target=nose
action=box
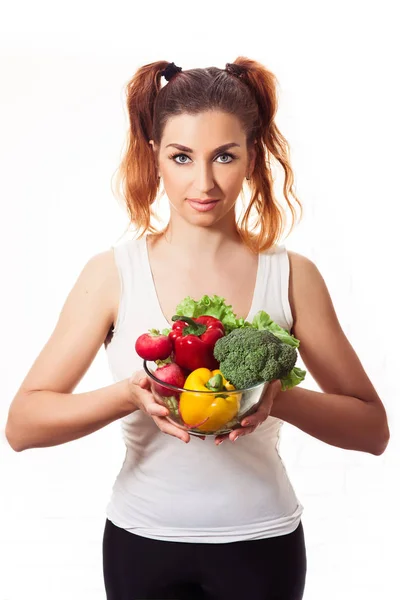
[193,161,216,194]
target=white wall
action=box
[1,1,399,599]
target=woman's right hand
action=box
[128,370,191,443]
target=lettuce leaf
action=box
[175,294,252,334]
[251,310,300,347]
[280,366,307,390]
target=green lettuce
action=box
[280,366,307,391]
[175,294,252,334]
[251,310,299,347]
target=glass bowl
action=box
[143,360,269,436]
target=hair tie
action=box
[161,62,182,81]
[225,63,247,79]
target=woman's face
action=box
[149,111,255,227]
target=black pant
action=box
[103,518,307,600]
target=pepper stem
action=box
[171,315,207,337]
[205,373,224,392]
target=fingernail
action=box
[232,435,239,442]
[216,440,224,445]
[242,420,250,427]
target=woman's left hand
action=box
[214,380,282,445]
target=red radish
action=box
[135,329,172,361]
[153,363,186,398]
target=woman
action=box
[6,57,390,600]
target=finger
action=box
[241,404,271,427]
[241,409,270,428]
[146,401,170,418]
[241,416,259,428]
[215,433,230,445]
[129,370,146,384]
[240,383,278,428]
[138,376,151,389]
[215,419,259,444]
[153,415,190,443]
[242,402,265,426]
[229,425,258,441]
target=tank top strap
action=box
[250,244,294,333]
[110,237,144,336]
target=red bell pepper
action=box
[169,315,225,371]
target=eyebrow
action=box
[165,142,241,153]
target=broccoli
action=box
[213,327,298,389]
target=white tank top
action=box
[105,235,304,542]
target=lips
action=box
[187,199,220,212]
[187,198,220,204]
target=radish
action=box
[135,329,172,361]
[153,363,186,398]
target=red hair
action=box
[112,56,303,253]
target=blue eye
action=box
[169,152,236,165]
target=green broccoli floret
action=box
[213,327,298,389]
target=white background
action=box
[1,1,399,598]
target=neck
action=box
[156,212,243,263]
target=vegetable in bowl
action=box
[135,294,307,435]
[178,368,241,432]
[143,360,268,436]
[213,328,298,390]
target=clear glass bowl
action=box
[143,360,269,436]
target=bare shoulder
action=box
[84,248,118,283]
[82,248,120,327]
[286,250,317,324]
[286,248,343,351]
[286,249,383,405]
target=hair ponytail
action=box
[112,61,168,238]
[230,57,302,252]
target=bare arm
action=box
[269,252,390,455]
[5,250,135,452]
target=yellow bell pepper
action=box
[179,368,241,432]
